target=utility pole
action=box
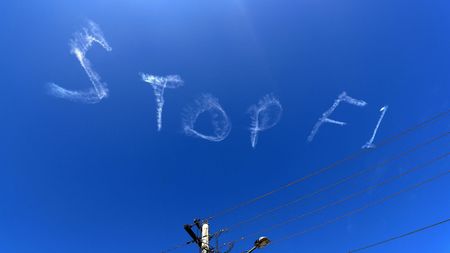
[201,221,209,253]
[184,220,210,253]
[182,219,269,253]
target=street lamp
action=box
[244,237,271,253]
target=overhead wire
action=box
[221,131,449,233]
[203,109,450,222]
[348,217,450,252]
[161,241,195,253]
[161,109,450,253]
[223,152,449,246]
[272,166,450,246]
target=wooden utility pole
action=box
[184,220,210,253]
[201,222,209,253]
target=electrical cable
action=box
[348,217,450,252]
[222,132,449,233]
[224,152,449,244]
[271,167,450,246]
[203,109,450,222]
[161,109,450,253]
[161,241,194,253]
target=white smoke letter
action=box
[248,94,283,148]
[182,94,231,142]
[307,91,367,142]
[48,20,112,103]
[141,74,184,131]
[362,105,389,149]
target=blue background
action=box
[1,0,449,252]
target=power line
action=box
[161,109,450,253]
[203,109,450,222]
[221,132,449,233]
[348,217,450,253]
[272,167,450,245]
[223,152,449,245]
[161,241,195,253]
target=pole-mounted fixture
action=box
[184,220,211,253]
[245,237,271,253]
[183,224,201,247]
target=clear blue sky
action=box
[1,0,449,253]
